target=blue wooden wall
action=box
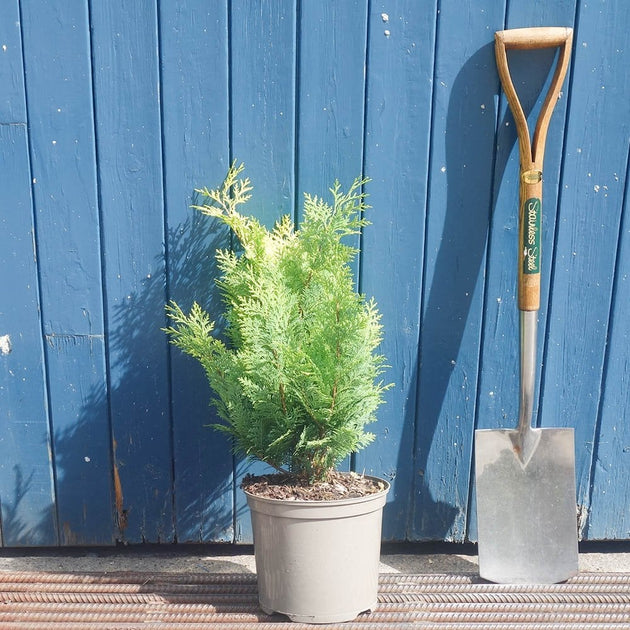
[1,0,628,546]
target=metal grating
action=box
[0,571,629,628]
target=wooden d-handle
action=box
[496,26,572,50]
[495,27,573,311]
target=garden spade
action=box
[475,27,578,584]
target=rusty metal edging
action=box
[0,571,628,628]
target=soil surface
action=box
[242,470,387,501]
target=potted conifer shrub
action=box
[165,163,391,623]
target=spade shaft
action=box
[514,310,539,466]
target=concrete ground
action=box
[0,541,628,575]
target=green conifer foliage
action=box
[165,163,391,483]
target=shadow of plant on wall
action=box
[0,466,39,545]
[47,206,244,545]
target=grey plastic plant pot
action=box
[244,477,389,624]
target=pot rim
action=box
[242,474,390,508]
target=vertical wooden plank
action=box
[357,1,436,541]
[0,1,26,123]
[20,0,114,545]
[539,0,630,537]
[0,124,57,546]
[0,1,57,547]
[295,1,367,485]
[160,0,234,542]
[229,0,297,541]
[412,0,504,541]
[470,1,577,542]
[91,0,173,543]
[296,0,368,200]
[587,150,630,539]
[230,0,296,227]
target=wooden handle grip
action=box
[495,27,572,50]
[495,27,573,311]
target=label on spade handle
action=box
[522,197,541,275]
